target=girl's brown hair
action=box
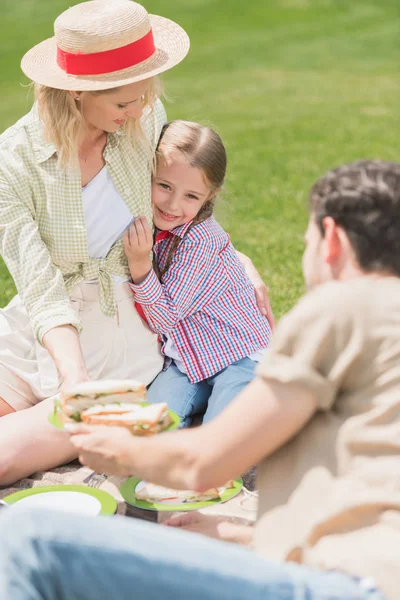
[154,120,227,279]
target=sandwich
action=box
[57,379,172,435]
[81,402,172,435]
[135,480,236,503]
[59,379,147,423]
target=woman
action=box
[0,0,273,484]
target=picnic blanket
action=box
[0,460,257,525]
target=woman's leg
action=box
[147,363,210,427]
[0,507,382,600]
[203,357,257,424]
[0,397,15,417]
[0,364,40,416]
[0,397,78,485]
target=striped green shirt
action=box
[0,100,166,343]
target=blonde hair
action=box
[155,120,227,279]
[35,77,163,169]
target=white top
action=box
[82,166,133,282]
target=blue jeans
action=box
[147,356,257,427]
[0,508,385,600]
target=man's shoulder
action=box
[284,277,400,332]
[305,276,400,308]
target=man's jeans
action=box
[0,507,385,600]
[147,357,257,427]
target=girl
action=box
[124,121,272,426]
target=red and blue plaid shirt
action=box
[129,217,272,383]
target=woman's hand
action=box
[60,372,91,393]
[67,424,137,477]
[43,325,91,389]
[164,512,254,546]
[235,251,275,330]
[123,216,153,284]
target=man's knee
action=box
[0,507,48,571]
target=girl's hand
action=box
[123,216,153,284]
[67,424,137,477]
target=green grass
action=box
[1,0,399,317]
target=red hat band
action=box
[56,29,156,76]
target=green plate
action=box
[2,485,117,516]
[120,477,243,512]
[48,402,180,432]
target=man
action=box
[1,160,399,600]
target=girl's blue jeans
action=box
[147,356,257,427]
[0,507,385,600]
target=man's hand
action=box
[123,216,153,284]
[165,512,254,546]
[67,424,137,477]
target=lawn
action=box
[1,0,399,319]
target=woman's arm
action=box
[235,250,275,330]
[42,325,90,388]
[0,178,82,345]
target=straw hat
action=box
[21,0,190,91]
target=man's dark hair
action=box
[310,160,400,276]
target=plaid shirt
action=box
[0,100,166,343]
[130,217,272,383]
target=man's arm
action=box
[68,377,317,491]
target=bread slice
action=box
[62,379,147,400]
[136,480,236,503]
[81,403,172,435]
[60,379,147,421]
[80,403,141,417]
[136,483,221,503]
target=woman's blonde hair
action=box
[154,120,227,279]
[35,77,163,169]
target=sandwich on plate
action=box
[135,481,236,503]
[57,379,172,435]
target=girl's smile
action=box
[152,153,211,231]
[155,206,182,223]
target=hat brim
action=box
[20,15,189,91]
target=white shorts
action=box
[0,282,163,411]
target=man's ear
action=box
[321,216,341,264]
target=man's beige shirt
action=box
[0,101,166,343]
[255,277,400,600]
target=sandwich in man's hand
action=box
[135,481,236,503]
[58,379,172,435]
[81,402,172,435]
